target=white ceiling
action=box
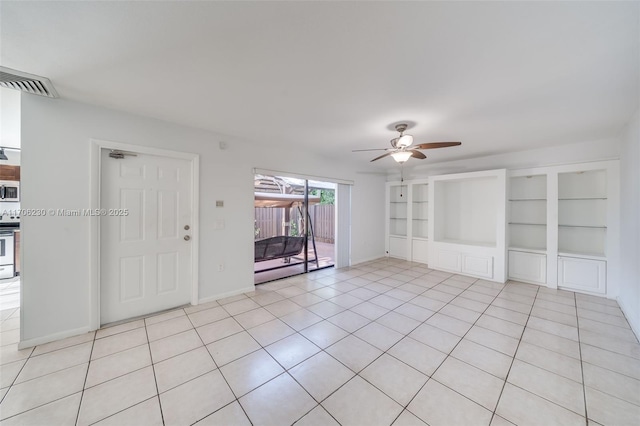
[1,1,638,170]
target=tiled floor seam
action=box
[486,284,538,426]
[143,322,166,426]
[6,263,638,426]
[0,391,82,423]
[580,350,640,381]
[387,277,515,425]
[230,271,448,421]
[184,309,255,425]
[74,331,97,425]
[0,349,32,404]
[84,396,158,426]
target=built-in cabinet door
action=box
[508,250,546,285]
[412,239,428,264]
[434,250,462,272]
[558,256,606,294]
[389,236,407,259]
[462,254,493,279]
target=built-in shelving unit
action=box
[507,174,547,285]
[388,184,407,237]
[556,168,612,294]
[385,180,430,262]
[506,161,619,296]
[384,161,619,299]
[429,169,507,282]
[409,181,429,263]
[386,182,408,259]
[411,182,429,240]
[557,169,607,258]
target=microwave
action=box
[0,181,19,201]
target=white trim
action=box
[18,326,93,350]
[90,138,200,329]
[335,184,352,268]
[253,168,354,186]
[197,286,256,305]
[617,295,640,342]
[350,255,387,266]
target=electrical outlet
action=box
[217,264,224,272]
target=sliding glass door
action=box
[254,174,336,284]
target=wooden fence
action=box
[255,205,335,243]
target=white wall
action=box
[20,96,385,345]
[618,109,640,337]
[389,138,620,181]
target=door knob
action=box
[184,235,191,241]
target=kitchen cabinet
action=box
[0,165,20,181]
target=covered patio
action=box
[254,181,335,285]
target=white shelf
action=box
[436,238,497,248]
[558,252,606,261]
[509,173,547,252]
[509,246,547,255]
[559,197,607,201]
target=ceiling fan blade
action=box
[352,148,391,152]
[413,142,462,150]
[370,152,394,162]
[410,150,426,159]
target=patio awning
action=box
[254,192,321,208]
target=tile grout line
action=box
[576,292,590,426]
[73,330,97,426]
[197,264,446,423]
[486,283,539,426]
[3,260,637,425]
[398,278,515,425]
[143,313,167,426]
[185,305,256,426]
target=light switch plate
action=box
[216,200,224,207]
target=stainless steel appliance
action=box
[0,213,19,279]
[0,181,19,201]
[0,230,14,279]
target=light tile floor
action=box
[1,258,639,425]
[0,278,20,311]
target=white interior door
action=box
[100,149,193,324]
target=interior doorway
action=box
[98,145,197,325]
[254,174,336,284]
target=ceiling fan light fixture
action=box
[397,134,413,147]
[391,151,412,163]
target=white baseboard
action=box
[197,285,256,305]
[350,255,386,266]
[617,295,640,342]
[17,286,255,349]
[18,325,93,350]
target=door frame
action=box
[90,139,200,330]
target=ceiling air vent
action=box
[0,66,58,98]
